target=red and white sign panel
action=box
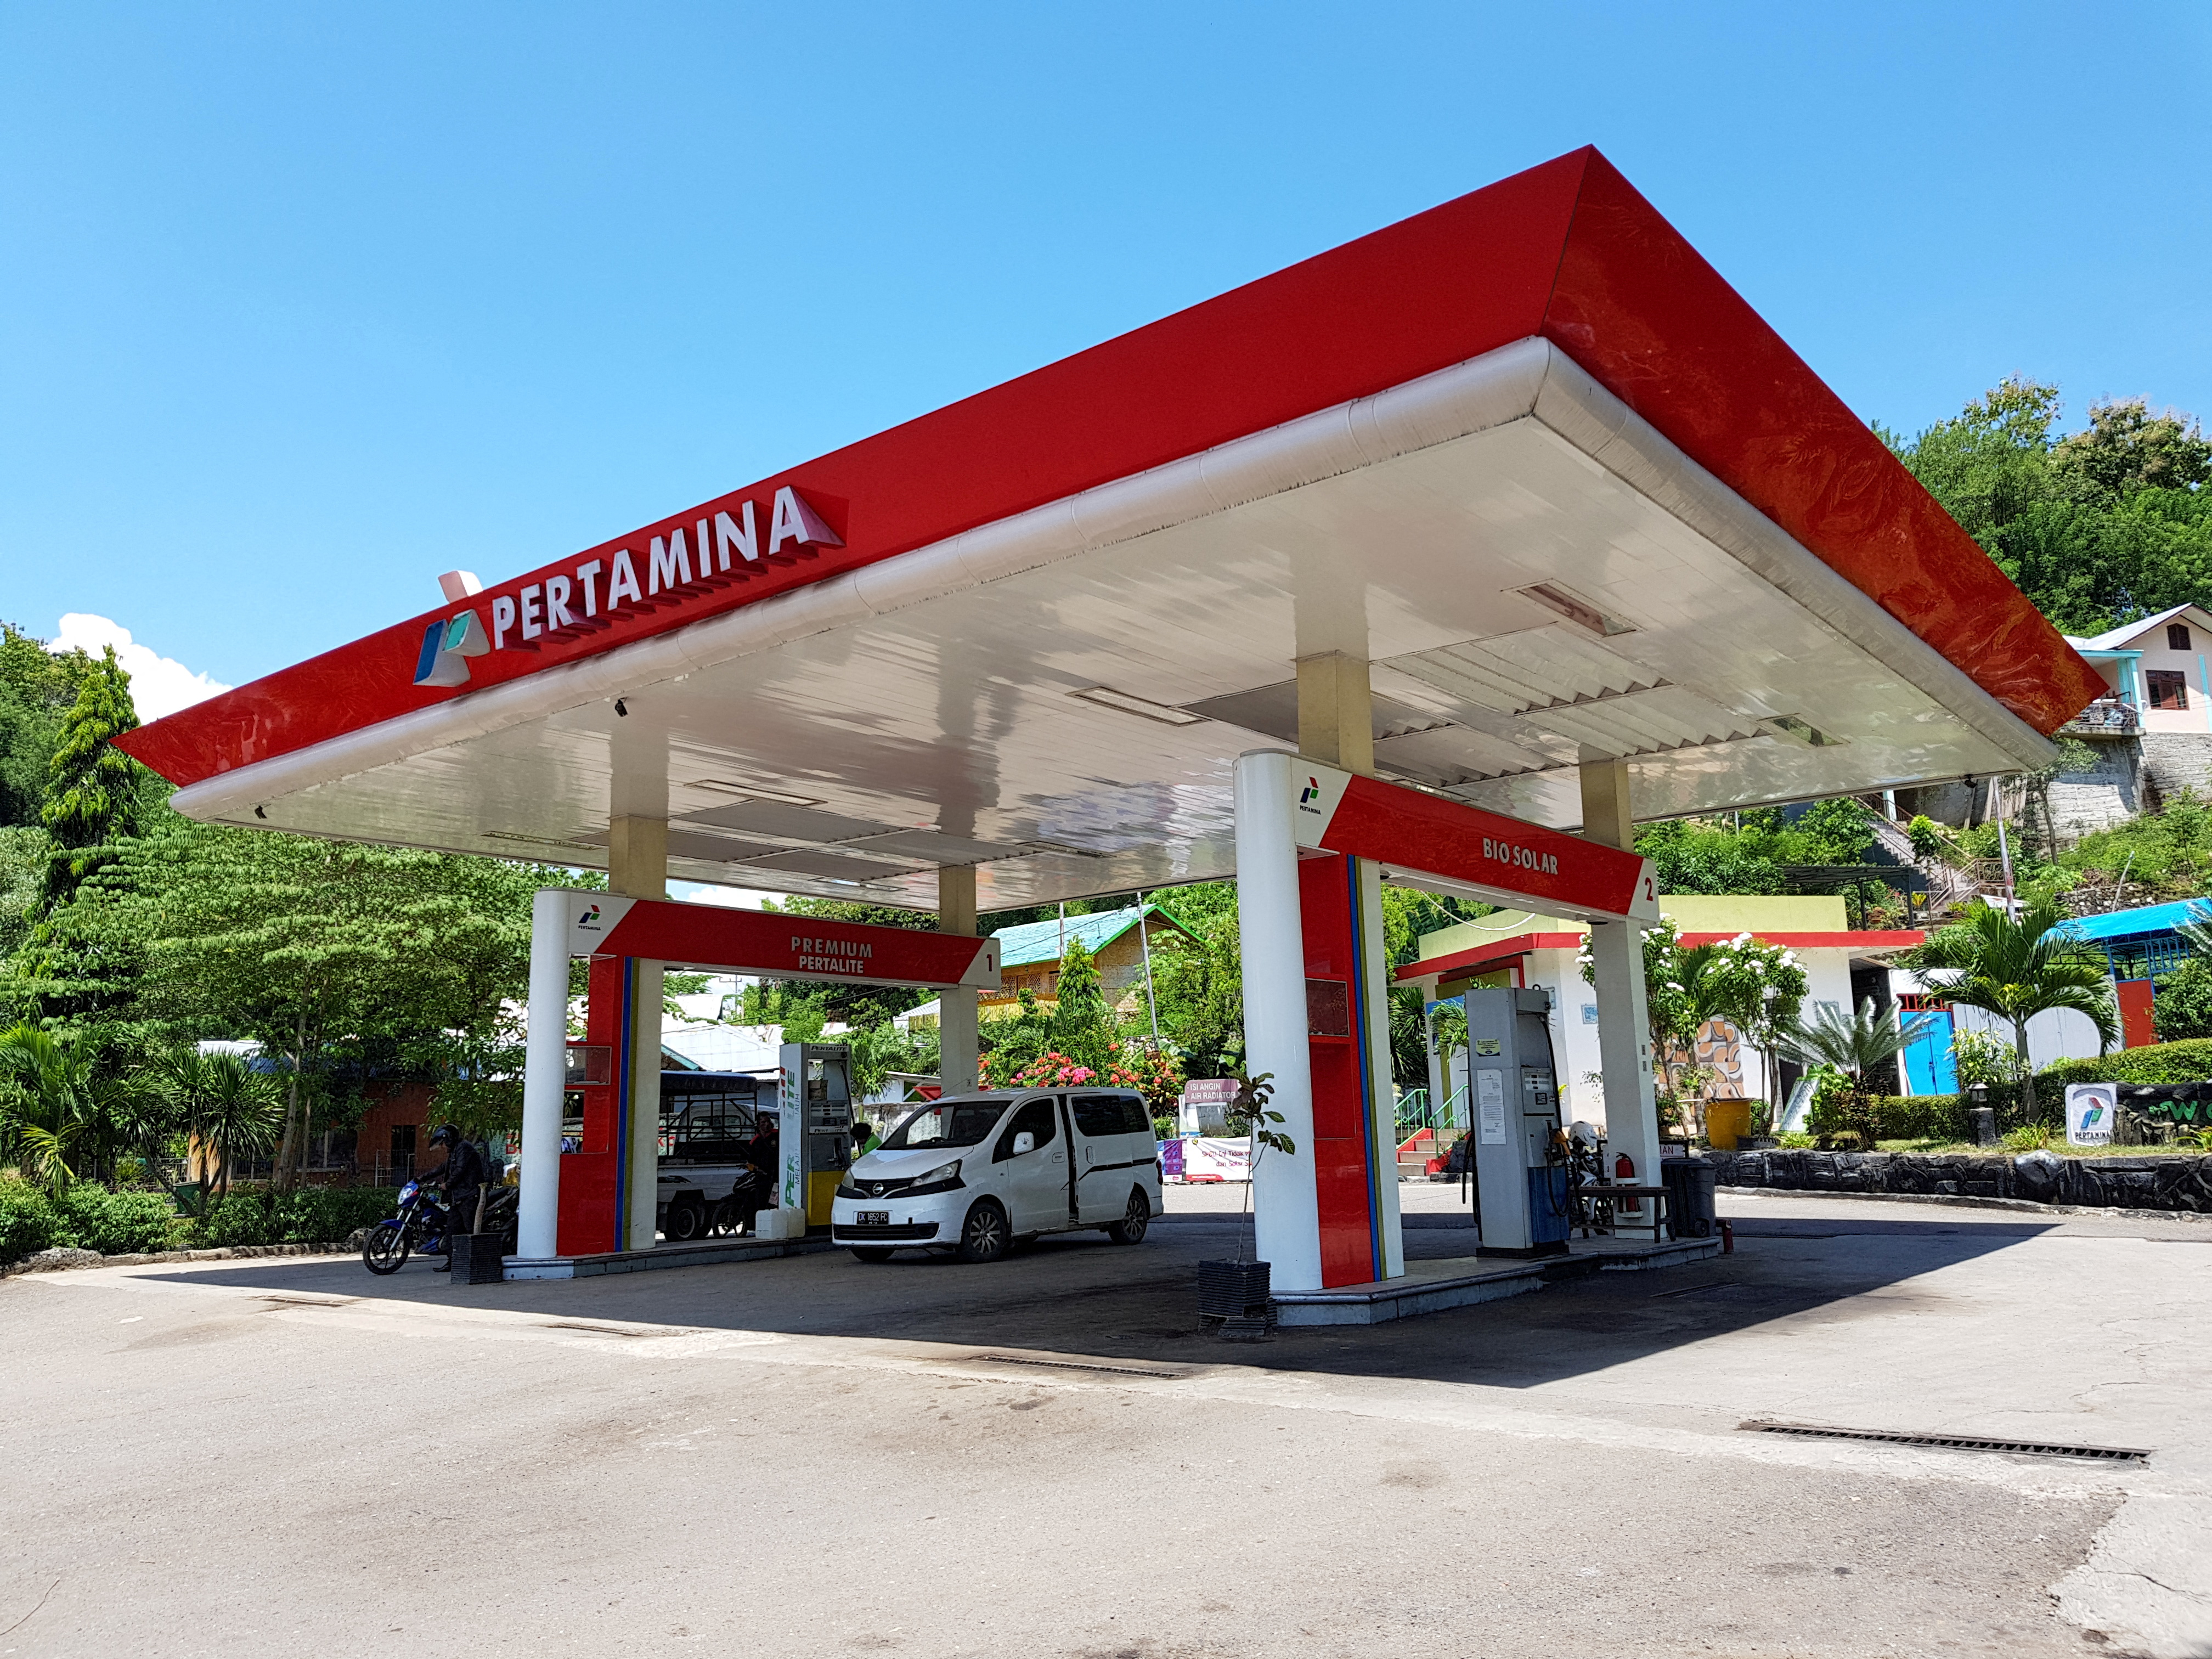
[1290,765,1660,922]
[557,891,1000,988]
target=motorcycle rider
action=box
[423,1123,489,1271]
[742,1109,781,1233]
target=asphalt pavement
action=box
[3,1186,2209,1658]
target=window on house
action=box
[2148,669,2190,710]
[2171,623,2193,651]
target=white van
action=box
[831,1089,1162,1262]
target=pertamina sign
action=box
[415,487,844,689]
[552,890,1000,989]
[1289,762,1658,922]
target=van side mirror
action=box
[1013,1131,1036,1155]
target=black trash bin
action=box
[1660,1158,1717,1239]
[449,1232,507,1285]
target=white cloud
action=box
[47,614,231,722]
[670,880,790,910]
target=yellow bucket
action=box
[1705,1098,1753,1150]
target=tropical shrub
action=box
[273,1186,400,1243]
[200,1192,275,1248]
[52,1186,173,1255]
[0,1178,58,1265]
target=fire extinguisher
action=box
[1615,1152,1641,1216]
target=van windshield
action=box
[878,1102,1009,1150]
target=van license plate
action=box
[857,1211,888,1226]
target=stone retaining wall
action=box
[1709,1149,2212,1213]
[1,1241,351,1277]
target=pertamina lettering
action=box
[414,486,845,688]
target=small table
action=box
[1574,1183,1672,1244]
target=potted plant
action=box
[1198,1073,1293,1339]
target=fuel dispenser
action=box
[1464,986,1570,1257]
[775,1041,854,1230]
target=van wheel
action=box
[1106,1189,1150,1245]
[957,1200,1011,1263]
[665,1198,706,1242]
[850,1247,894,1263]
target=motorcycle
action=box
[362,1178,449,1275]
[707,1166,769,1238]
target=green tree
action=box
[1700,934,1809,1114]
[151,1046,284,1208]
[16,647,155,1021]
[1884,379,2212,634]
[35,646,143,913]
[1633,818,1786,895]
[0,623,99,830]
[60,823,553,1193]
[1906,900,2118,1120]
[1147,904,1243,1079]
[1045,937,1113,1070]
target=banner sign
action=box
[2065,1082,2115,1147]
[1185,1137,1253,1182]
[1289,764,1659,922]
[552,889,999,989]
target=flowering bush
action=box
[1103,1045,1183,1112]
[980,1043,1184,1110]
[983,1050,1098,1090]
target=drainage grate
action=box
[1742,1420,2147,1463]
[968,1354,1181,1380]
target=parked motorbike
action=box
[707,1166,768,1238]
[470,1184,521,1255]
[362,1180,450,1275]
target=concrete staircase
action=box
[1397,1128,1445,1181]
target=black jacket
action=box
[437,1138,490,1194]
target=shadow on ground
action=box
[119,1201,2102,1390]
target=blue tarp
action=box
[2063,899,2208,943]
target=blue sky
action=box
[4,2,2209,708]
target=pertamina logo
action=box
[1297,776,1323,811]
[578,903,602,930]
[413,486,844,689]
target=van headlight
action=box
[906,1159,964,1195]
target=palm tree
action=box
[2175,901,2212,962]
[0,1024,103,1192]
[1905,900,2117,1120]
[154,1048,284,1210]
[1786,999,1943,1091]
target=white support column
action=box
[610,814,667,1252]
[517,887,570,1262]
[1234,749,1322,1291]
[938,866,979,1093]
[1581,759,1663,1192]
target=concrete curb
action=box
[1,1242,354,1277]
[1720,1186,2212,1223]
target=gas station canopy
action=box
[121,148,2102,909]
